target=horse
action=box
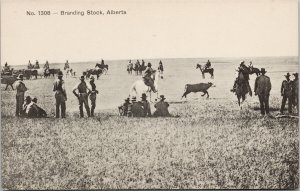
[129,71,159,101]
[95,63,108,75]
[133,63,140,75]
[138,64,146,75]
[85,69,103,80]
[127,64,133,75]
[235,71,250,109]
[249,65,260,76]
[48,68,60,77]
[196,64,214,79]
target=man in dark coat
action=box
[129,97,143,117]
[292,73,299,113]
[153,95,171,117]
[280,73,293,114]
[15,74,28,117]
[139,93,151,117]
[254,68,272,116]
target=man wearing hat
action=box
[142,62,157,93]
[280,72,293,114]
[129,96,143,117]
[73,75,91,117]
[89,76,99,117]
[139,93,151,117]
[153,95,171,117]
[292,73,298,113]
[15,74,28,117]
[254,68,272,116]
[118,97,131,116]
[53,71,67,118]
[22,96,32,117]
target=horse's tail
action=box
[129,81,137,98]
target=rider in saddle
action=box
[230,61,252,96]
[3,62,10,72]
[143,62,157,93]
[204,60,211,70]
[65,60,70,69]
[44,61,50,69]
[28,60,33,69]
[34,60,40,69]
[158,60,164,72]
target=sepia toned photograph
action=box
[1,0,298,189]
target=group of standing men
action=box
[15,70,99,118]
[53,72,99,118]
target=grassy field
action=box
[1,57,299,189]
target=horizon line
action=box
[5,55,298,66]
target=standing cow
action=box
[182,82,215,99]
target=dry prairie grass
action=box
[1,57,298,189]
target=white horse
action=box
[64,68,71,78]
[129,71,159,101]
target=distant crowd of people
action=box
[118,94,171,117]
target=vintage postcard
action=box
[1,0,298,189]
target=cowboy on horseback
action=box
[204,60,211,70]
[143,62,157,93]
[231,61,252,96]
[64,60,70,70]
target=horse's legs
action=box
[202,73,205,79]
[5,84,8,90]
[10,84,14,90]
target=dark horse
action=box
[235,71,250,108]
[196,64,214,79]
[84,69,103,80]
[249,64,260,76]
[95,63,108,74]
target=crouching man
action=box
[153,95,171,117]
[25,97,47,118]
[118,98,131,116]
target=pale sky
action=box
[1,0,298,65]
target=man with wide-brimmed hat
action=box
[280,72,293,114]
[254,68,272,116]
[153,95,171,117]
[89,76,99,117]
[53,71,67,118]
[15,74,28,117]
[139,93,151,117]
[129,96,143,117]
[143,62,157,93]
[73,75,92,117]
